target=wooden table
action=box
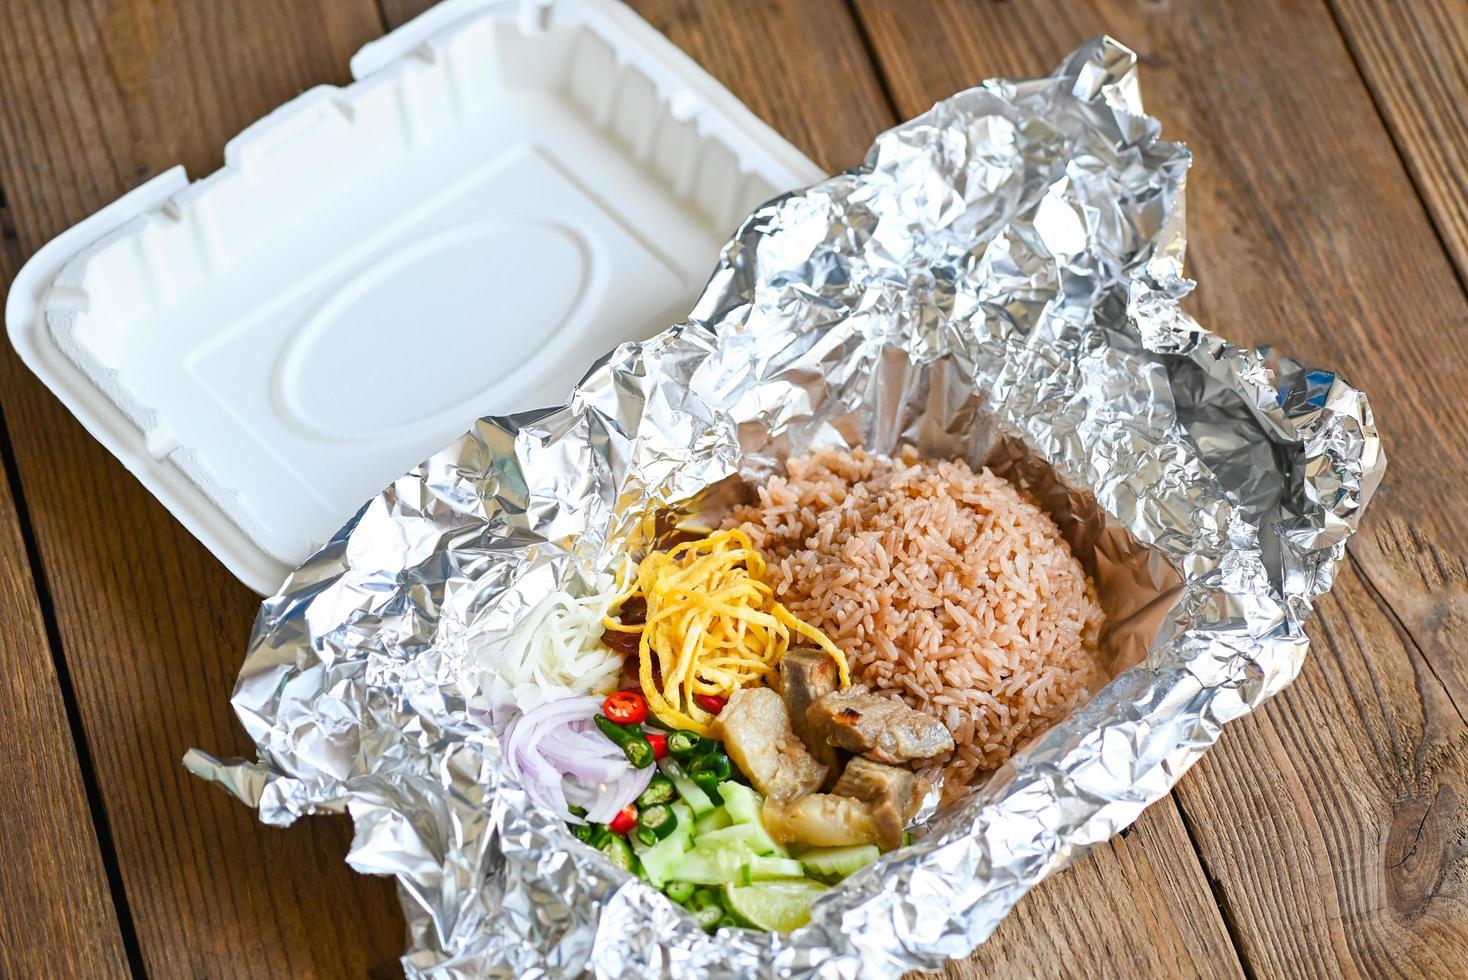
[2,1,1465,976]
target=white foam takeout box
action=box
[5,0,822,594]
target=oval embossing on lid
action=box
[276,220,590,442]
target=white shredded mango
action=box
[473,580,625,717]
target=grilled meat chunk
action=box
[761,794,884,849]
[772,648,840,776]
[831,757,920,851]
[716,687,827,800]
[806,687,954,764]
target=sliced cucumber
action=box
[693,807,732,836]
[633,801,693,886]
[719,781,762,825]
[658,758,716,815]
[665,849,727,885]
[694,823,786,858]
[738,856,805,883]
[800,844,879,881]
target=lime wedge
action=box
[723,880,827,932]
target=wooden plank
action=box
[0,209,132,979]
[1174,533,1468,977]
[0,1,405,977]
[937,802,1242,980]
[1328,0,1468,283]
[851,0,1468,975]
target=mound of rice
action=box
[725,446,1103,796]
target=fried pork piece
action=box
[831,757,920,851]
[771,648,840,776]
[806,686,955,764]
[761,794,882,849]
[716,687,827,800]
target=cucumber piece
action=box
[658,758,716,815]
[718,781,762,825]
[694,823,786,857]
[738,856,805,883]
[693,807,732,836]
[632,801,693,886]
[800,844,880,881]
[665,849,727,885]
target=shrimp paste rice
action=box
[725,446,1103,797]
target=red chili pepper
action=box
[603,690,648,726]
[646,732,668,760]
[608,804,637,836]
[693,694,727,715]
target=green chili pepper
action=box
[594,714,655,769]
[688,751,732,783]
[694,905,723,931]
[686,752,730,803]
[567,804,588,818]
[666,729,706,760]
[689,887,721,912]
[574,823,612,849]
[636,803,677,841]
[665,880,695,904]
[598,835,638,873]
[633,825,658,848]
[636,774,676,808]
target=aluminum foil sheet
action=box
[187,37,1383,978]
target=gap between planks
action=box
[0,184,144,976]
[1322,0,1468,300]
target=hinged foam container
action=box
[5,0,822,594]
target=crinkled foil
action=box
[187,38,1383,978]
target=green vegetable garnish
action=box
[637,803,677,841]
[667,729,713,760]
[636,774,676,808]
[594,715,655,768]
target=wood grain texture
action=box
[852,0,1468,975]
[932,802,1243,980]
[0,220,132,978]
[1173,539,1468,977]
[0,1,404,977]
[1328,0,1468,283]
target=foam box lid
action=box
[4,0,823,594]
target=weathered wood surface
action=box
[0,209,132,978]
[0,0,1463,976]
[1328,0,1468,283]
